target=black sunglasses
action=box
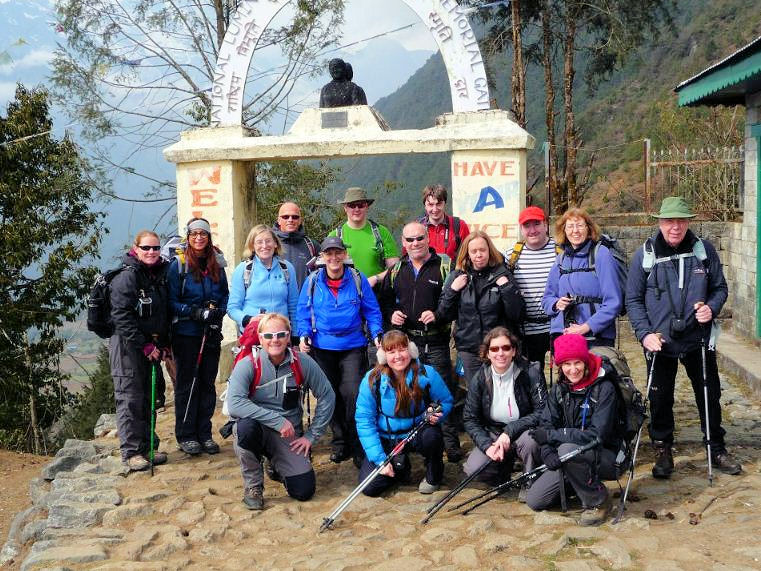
[137,245,161,251]
[346,201,368,209]
[403,235,426,243]
[280,214,301,220]
[489,344,513,353]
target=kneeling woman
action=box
[463,327,546,488]
[355,331,453,496]
[525,334,620,526]
[227,313,335,510]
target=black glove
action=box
[242,315,253,328]
[540,445,562,470]
[531,428,549,446]
[191,306,225,324]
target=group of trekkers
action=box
[105,182,741,528]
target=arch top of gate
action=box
[210,0,491,127]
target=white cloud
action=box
[0,48,54,75]
[0,81,19,106]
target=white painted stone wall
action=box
[726,90,761,340]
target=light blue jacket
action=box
[227,255,298,329]
[355,364,453,465]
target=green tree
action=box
[0,84,104,453]
[53,347,116,445]
[474,0,674,212]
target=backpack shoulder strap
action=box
[336,225,343,240]
[507,240,525,271]
[389,260,403,289]
[305,237,317,258]
[348,267,363,298]
[307,269,321,333]
[174,249,190,296]
[439,253,452,282]
[369,219,385,266]
[289,348,304,387]
[243,258,254,289]
[278,259,290,285]
[453,216,462,250]
[642,238,656,272]
[693,238,708,264]
[247,348,263,398]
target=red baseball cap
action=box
[518,206,547,225]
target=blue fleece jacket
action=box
[542,240,622,341]
[355,364,453,465]
[227,255,299,329]
[296,267,383,350]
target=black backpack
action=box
[86,266,130,338]
[589,346,646,470]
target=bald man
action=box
[272,202,319,287]
[377,222,463,461]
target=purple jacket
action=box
[542,240,623,341]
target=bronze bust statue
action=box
[319,58,367,108]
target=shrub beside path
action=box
[4,327,761,570]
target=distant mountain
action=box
[332,0,761,217]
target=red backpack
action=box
[234,318,304,396]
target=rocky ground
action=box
[4,327,761,570]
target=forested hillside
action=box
[328,0,760,219]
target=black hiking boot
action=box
[652,441,674,479]
[243,485,264,510]
[579,494,612,527]
[712,450,742,475]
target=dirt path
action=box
[0,450,47,543]
[5,328,761,570]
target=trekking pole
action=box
[420,459,493,525]
[613,347,659,524]
[183,303,215,425]
[150,334,159,477]
[449,438,601,515]
[319,402,443,533]
[695,302,713,487]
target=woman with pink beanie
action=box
[524,334,622,526]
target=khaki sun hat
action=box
[337,187,374,205]
[653,196,696,219]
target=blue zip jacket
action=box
[355,364,453,465]
[296,267,383,350]
[227,255,298,329]
[542,240,622,341]
[168,257,229,337]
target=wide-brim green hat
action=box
[338,186,374,205]
[652,196,696,219]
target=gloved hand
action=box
[142,343,160,361]
[540,445,562,470]
[242,315,253,328]
[531,427,549,446]
[191,306,225,323]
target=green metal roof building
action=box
[675,35,761,340]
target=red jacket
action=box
[419,214,470,259]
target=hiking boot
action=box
[178,440,202,455]
[712,451,742,475]
[264,458,282,482]
[201,439,220,454]
[579,494,611,526]
[126,455,150,472]
[651,441,674,479]
[445,447,465,463]
[418,478,441,494]
[243,485,264,510]
[150,451,168,466]
[330,448,351,463]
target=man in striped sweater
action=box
[505,206,556,369]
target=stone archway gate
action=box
[163,0,535,351]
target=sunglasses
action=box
[137,245,161,251]
[261,331,289,340]
[346,201,368,209]
[403,235,426,243]
[280,214,300,220]
[189,231,209,238]
[489,344,513,353]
